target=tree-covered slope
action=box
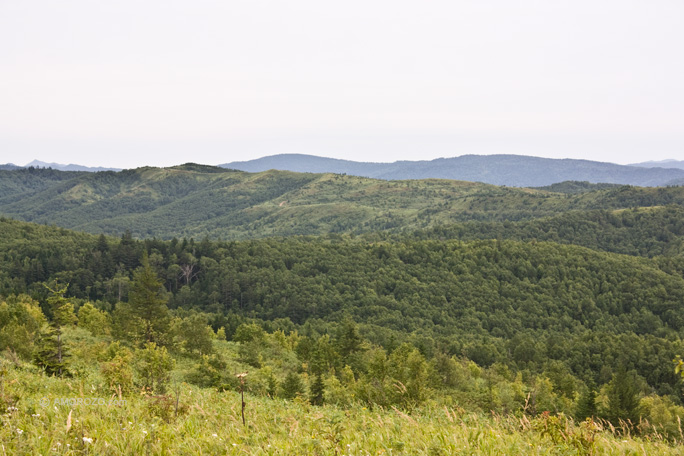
[2,164,684,240]
[0,167,84,201]
[409,206,684,258]
[2,217,684,395]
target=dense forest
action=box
[2,213,684,432]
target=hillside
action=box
[3,352,682,455]
[222,153,684,187]
[2,217,684,395]
[0,167,84,200]
[3,217,684,451]
[406,206,684,258]
[3,165,684,240]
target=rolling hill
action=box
[221,153,684,187]
[2,215,684,397]
[3,164,684,240]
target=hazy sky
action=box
[1,0,683,168]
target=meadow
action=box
[2,356,683,455]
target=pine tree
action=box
[280,371,305,400]
[33,283,75,376]
[310,374,325,406]
[335,318,363,360]
[575,387,597,421]
[129,252,170,346]
[605,369,641,427]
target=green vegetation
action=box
[2,165,684,452]
[410,205,684,257]
[2,165,684,239]
[3,357,682,455]
[2,320,684,455]
[1,216,684,441]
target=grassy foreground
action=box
[1,358,682,455]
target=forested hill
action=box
[403,206,684,258]
[2,216,684,398]
[221,153,684,187]
[2,164,684,240]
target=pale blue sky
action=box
[1,0,682,168]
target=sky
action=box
[1,0,683,169]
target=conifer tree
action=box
[310,374,325,406]
[335,318,363,360]
[129,252,170,346]
[280,371,305,400]
[33,283,75,376]
[575,387,597,421]
[605,369,641,427]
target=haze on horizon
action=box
[1,0,683,169]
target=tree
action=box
[77,302,111,336]
[335,318,363,360]
[34,283,75,376]
[575,387,598,421]
[100,342,134,394]
[186,354,228,389]
[309,374,325,405]
[128,252,170,346]
[605,369,642,427]
[280,371,305,400]
[0,295,47,360]
[134,342,175,393]
[174,312,214,355]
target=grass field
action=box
[2,354,682,456]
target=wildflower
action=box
[32,413,41,417]
[142,430,148,435]
[83,437,93,444]
[212,434,218,438]
[16,428,23,435]
[232,443,237,447]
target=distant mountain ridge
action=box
[630,159,684,170]
[18,160,121,172]
[221,154,684,187]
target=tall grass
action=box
[1,356,682,455]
